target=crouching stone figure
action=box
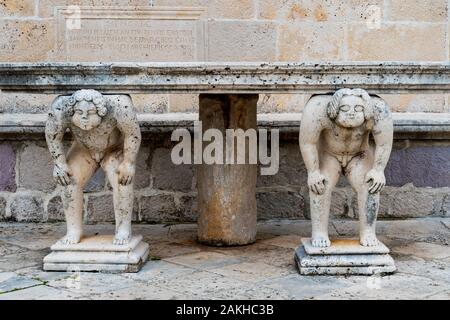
[45,89,141,245]
[299,89,393,248]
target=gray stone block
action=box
[0,196,7,220]
[151,148,194,192]
[390,188,435,218]
[0,144,16,192]
[179,195,198,222]
[84,169,106,193]
[257,142,308,187]
[10,194,44,222]
[257,189,304,220]
[86,194,115,223]
[441,194,450,217]
[140,194,181,223]
[18,144,55,192]
[86,193,139,223]
[135,146,151,189]
[385,146,450,188]
[47,195,64,222]
[330,188,351,218]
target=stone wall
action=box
[0,0,449,223]
[1,0,450,113]
[0,134,449,223]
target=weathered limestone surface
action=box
[53,7,207,62]
[208,21,277,62]
[197,94,258,246]
[3,63,450,94]
[43,235,149,272]
[348,24,446,61]
[155,0,255,19]
[295,238,396,275]
[39,1,151,17]
[257,0,385,22]
[278,23,345,61]
[0,0,35,16]
[0,20,54,62]
[389,0,448,22]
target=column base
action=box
[295,238,396,275]
[43,235,149,273]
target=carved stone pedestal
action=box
[295,238,396,275]
[43,235,149,273]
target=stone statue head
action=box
[327,88,372,128]
[67,89,107,131]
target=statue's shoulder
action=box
[369,95,392,122]
[48,95,73,121]
[104,95,134,115]
[49,95,69,112]
[104,95,133,110]
[303,94,332,117]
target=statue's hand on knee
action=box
[308,171,327,195]
[53,162,73,186]
[117,160,135,186]
[365,169,385,194]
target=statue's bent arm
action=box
[371,99,394,172]
[114,96,141,166]
[299,100,323,174]
[45,98,69,168]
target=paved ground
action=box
[0,218,449,300]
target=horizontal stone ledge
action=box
[0,113,449,139]
[1,62,450,93]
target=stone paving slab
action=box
[209,261,291,282]
[0,272,42,294]
[0,248,48,272]
[258,274,354,300]
[45,272,140,296]
[0,219,448,300]
[119,260,198,284]
[259,235,301,249]
[315,273,446,300]
[0,284,88,300]
[332,219,450,245]
[164,252,244,271]
[392,242,450,260]
[394,256,450,283]
[88,282,193,300]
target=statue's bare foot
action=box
[59,232,82,245]
[113,229,131,245]
[360,231,379,247]
[311,233,331,247]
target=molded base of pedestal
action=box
[43,235,149,273]
[295,238,396,275]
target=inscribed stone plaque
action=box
[55,7,207,62]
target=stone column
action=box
[197,94,258,246]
